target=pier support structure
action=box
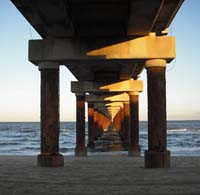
[37,62,64,167]
[72,80,143,150]
[87,102,95,149]
[119,107,125,139]
[28,33,175,168]
[75,93,87,156]
[144,59,170,168]
[113,108,123,132]
[93,105,111,137]
[128,91,141,156]
[122,101,130,149]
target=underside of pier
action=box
[11,0,184,168]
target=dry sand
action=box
[0,155,200,195]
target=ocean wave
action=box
[0,142,20,146]
[20,128,37,133]
[0,121,200,156]
[21,146,40,150]
[167,128,187,132]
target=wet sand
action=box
[0,155,200,195]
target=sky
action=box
[0,0,200,122]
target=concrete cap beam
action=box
[86,93,130,103]
[29,36,175,65]
[71,79,143,93]
[87,35,175,62]
[99,79,143,92]
[106,102,123,108]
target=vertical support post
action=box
[145,59,170,168]
[75,93,87,156]
[98,112,106,134]
[96,111,103,137]
[122,101,130,149]
[37,62,64,167]
[88,102,95,149]
[128,92,141,156]
[93,109,98,140]
[119,107,125,139]
[113,108,122,132]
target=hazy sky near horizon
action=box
[0,0,200,121]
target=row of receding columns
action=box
[71,81,143,158]
[36,58,170,168]
[29,33,175,168]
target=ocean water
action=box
[0,121,200,156]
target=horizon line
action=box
[0,119,199,123]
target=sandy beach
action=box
[0,156,199,195]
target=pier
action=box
[11,0,184,168]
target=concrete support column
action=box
[122,101,130,149]
[113,109,122,132]
[75,93,87,156]
[128,92,141,156]
[87,103,95,149]
[120,107,125,137]
[96,112,103,137]
[37,62,64,167]
[93,110,99,140]
[145,59,170,168]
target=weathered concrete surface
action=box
[122,101,130,148]
[87,103,95,148]
[145,62,169,168]
[29,36,176,64]
[39,68,64,167]
[75,94,87,156]
[86,93,130,103]
[129,93,141,156]
[71,80,143,94]
[40,69,60,155]
[0,156,200,195]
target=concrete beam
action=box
[97,108,111,119]
[71,80,143,93]
[100,80,143,92]
[93,102,107,109]
[106,102,123,108]
[87,35,175,61]
[92,105,111,119]
[107,107,121,121]
[29,35,175,65]
[86,93,129,103]
[93,103,122,121]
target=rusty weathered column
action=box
[119,107,125,139]
[93,109,99,140]
[122,101,130,149]
[37,62,64,167]
[96,111,103,137]
[128,92,141,156]
[145,59,170,168]
[87,102,95,149]
[75,93,87,156]
[98,112,105,134]
[113,108,123,132]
